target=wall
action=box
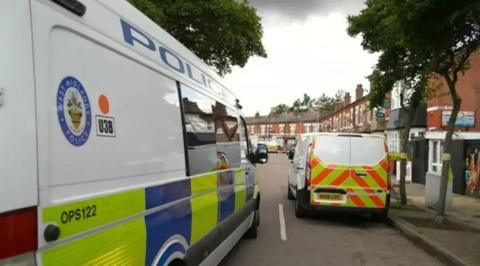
[427,53,480,131]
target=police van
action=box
[0,1,265,265]
[287,133,390,219]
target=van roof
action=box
[99,0,238,108]
[298,132,385,139]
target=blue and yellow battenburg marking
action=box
[41,168,256,266]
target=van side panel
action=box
[0,0,38,213]
[30,1,255,265]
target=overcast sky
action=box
[223,0,379,116]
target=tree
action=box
[271,104,290,114]
[128,0,267,75]
[289,93,314,112]
[349,4,429,204]
[334,90,346,104]
[314,93,336,112]
[369,69,427,205]
[349,0,480,216]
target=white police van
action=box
[0,1,265,265]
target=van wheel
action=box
[287,186,295,200]
[244,209,259,239]
[372,209,389,221]
[168,259,186,266]
[295,193,307,218]
[373,194,390,221]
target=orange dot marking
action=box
[98,94,109,114]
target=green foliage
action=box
[289,93,316,112]
[348,0,480,212]
[269,92,339,115]
[129,0,267,75]
[314,93,336,112]
[271,104,289,114]
[348,0,480,110]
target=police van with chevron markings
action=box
[0,0,266,265]
[287,133,390,219]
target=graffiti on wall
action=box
[465,144,480,197]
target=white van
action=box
[287,133,390,218]
[0,1,265,265]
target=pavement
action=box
[220,154,444,266]
[390,182,480,266]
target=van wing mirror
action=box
[288,149,295,160]
[255,148,268,164]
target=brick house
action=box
[245,84,390,147]
[422,53,480,198]
[245,111,324,147]
[319,84,388,134]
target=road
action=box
[220,154,443,266]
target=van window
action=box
[181,85,217,175]
[215,102,241,168]
[350,137,385,165]
[314,135,350,164]
[239,116,250,159]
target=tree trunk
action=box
[436,75,462,217]
[399,108,415,205]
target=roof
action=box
[245,111,330,124]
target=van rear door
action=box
[309,135,350,203]
[0,0,38,215]
[349,136,388,208]
[0,0,38,262]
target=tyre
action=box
[287,185,295,200]
[372,209,389,221]
[372,194,390,221]
[244,209,259,239]
[295,192,307,218]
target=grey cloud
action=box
[248,0,365,20]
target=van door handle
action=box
[355,172,367,177]
[44,224,61,242]
[296,167,304,170]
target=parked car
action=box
[256,143,269,163]
[267,143,279,153]
[287,133,390,219]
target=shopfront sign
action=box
[442,111,475,127]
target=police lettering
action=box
[120,19,223,94]
[60,205,97,224]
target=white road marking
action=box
[278,204,287,242]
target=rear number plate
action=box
[315,193,345,203]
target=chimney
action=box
[355,84,364,100]
[344,92,351,105]
[335,102,343,111]
[255,111,260,118]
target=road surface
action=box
[220,154,443,266]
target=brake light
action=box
[305,143,313,187]
[0,207,37,259]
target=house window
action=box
[387,131,400,152]
[313,123,320,132]
[266,124,273,135]
[250,125,255,135]
[304,123,312,133]
[289,124,296,134]
[279,124,285,135]
[260,125,266,135]
[429,140,444,174]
